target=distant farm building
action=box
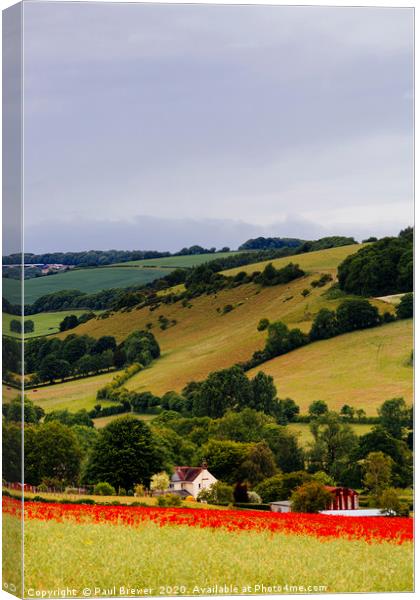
[270,501,292,513]
[325,486,359,511]
[270,487,360,513]
[168,465,217,499]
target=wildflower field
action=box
[2,498,414,596]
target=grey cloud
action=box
[21,214,409,255]
[14,3,414,253]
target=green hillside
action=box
[2,310,101,339]
[248,319,413,415]
[3,268,170,305]
[113,251,240,268]
[8,243,411,418]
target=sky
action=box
[6,2,415,253]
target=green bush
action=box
[396,293,413,319]
[94,482,116,496]
[157,494,182,507]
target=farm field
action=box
[222,243,367,277]
[114,251,240,268]
[2,499,413,595]
[248,319,413,414]
[3,267,171,305]
[2,310,100,339]
[7,244,411,418]
[21,372,117,412]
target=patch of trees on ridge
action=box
[338,228,413,296]
[23,330,160,385]
[2,245,232,267]
[239,235,356,251]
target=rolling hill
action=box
[2,251,241,305]
[30,242,413,416]
[5,242,411,418]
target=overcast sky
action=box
[13,2,415,253]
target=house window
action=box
[198,484,201,489]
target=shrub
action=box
[257,318,270,331]
[336,299,380,333]
[94,482,116,496]
[291,482,333,513]
[396,293,413,319]
[197,482,234,505]
[378,488,409,517]
[134,483,146,497]
[157,494,182,507]
[254,475,284,503]
[222,304,234,315]
[118,487,127,496]
[247,491,262,504]
[310,274,333,288]
[233,482,249,503]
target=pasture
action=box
[44,273,407,416]
[3,267,171,305]
[114,251,240,268]
[2,310,100,339]
[22,372,117,412]
[222,243,366,277]
[248,320,413,414]
[8,244,410,418]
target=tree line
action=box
[23,330,159,386]
[2,396,412,514]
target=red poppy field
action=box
[2,497,414,596]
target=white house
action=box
[168,465,217,498]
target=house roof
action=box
[171,467,204,483]
[324,486,358,495]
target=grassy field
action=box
[1,514,412,595]
[287,422,373,447]
[114,251,240,268]
[3,267,171,305]
[249,320,413,414]
[92,412,156,428]
[2,310,101,339]
[44,291,405,416]
[7,243,410,417]
[222,243,366,277]
[22,372,117,412]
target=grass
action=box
[3,267,172,305]
[287,422,373,448]
[2,310,101,339]
[21,372,117,412]
[8,244,410,418]
[92,413,156,428]
[222,243,366,277]
[249,320,413,414]
[1,515,412,595]
[114,251,240,268]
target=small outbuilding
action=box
[270,501,292,513]
[325,486,359,511]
